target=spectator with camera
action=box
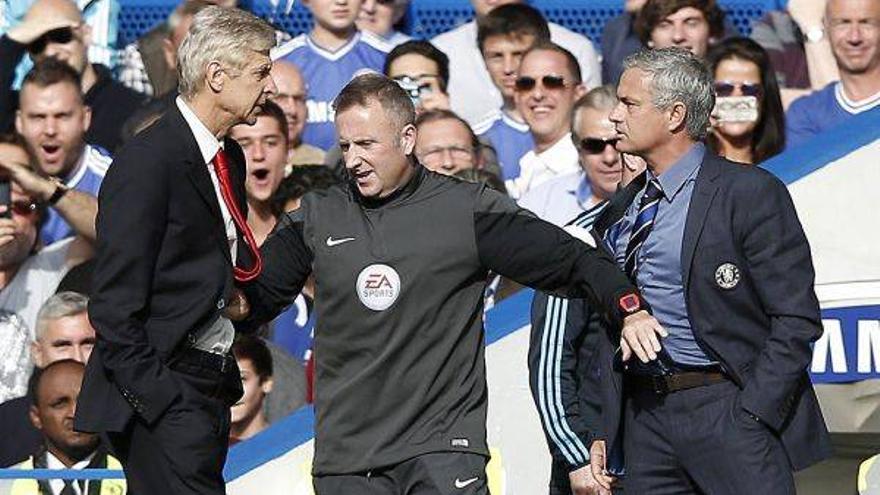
[0,133,95,404]
[707,37,786,165]
[0,0,146,152]
[384,40,451,115]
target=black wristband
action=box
[48,183,69,205]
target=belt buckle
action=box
[651,375,669,395]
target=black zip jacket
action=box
[238,165,640,475]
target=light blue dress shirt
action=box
[613,143,714,366]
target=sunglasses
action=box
[714,81,762,98]
[578,137,619,154]
[514,75,569,92]
[27,27,76,55]
[8,201,38,217]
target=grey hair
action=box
[622,48,715,140]
[177,6,276,98]
[35,292,89,341]
[571,85,618,136]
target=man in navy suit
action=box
[588,47,832,494]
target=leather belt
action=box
[170,347,234,373]
[626,370,727,395]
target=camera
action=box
[394,76,431,107]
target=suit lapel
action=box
[681,155,723,292]
[170,106,234,265]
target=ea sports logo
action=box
[356,264,401,311]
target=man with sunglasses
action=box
[507,41,586,199]
[0,132,96,405]
[431,0,600,125]
[0,0,146,152]
[473,4,548,184]
[585,48,831,495]
[526,85,634,495]
[519,85,624,228]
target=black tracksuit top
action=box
[239,165,637,475]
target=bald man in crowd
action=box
[270,60,326,167]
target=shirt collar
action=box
[650,142,704,201]
[46,449,96,470]
[176,96,222,165]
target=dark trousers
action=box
[623,380,794,495]
[314,452,489,495]
[107,352,241,495]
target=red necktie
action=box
[211,149,263,282]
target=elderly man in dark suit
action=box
[588,47,832,494]
[74,6,277,494]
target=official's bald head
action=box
[270,60,309,146]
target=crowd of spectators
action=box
[0,0,877,484]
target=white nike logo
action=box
[326,236,355,247]
[454,477,479,489]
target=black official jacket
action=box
[238,164,640,475]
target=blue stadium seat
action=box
[116,0,787,48]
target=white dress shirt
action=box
[46,450,96,495]
[432,21,601,125]
[506,132,580,199]
[518,169,596,227]
[176,97,236,355]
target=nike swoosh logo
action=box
[326,236,355,247]
[454,477,479,489]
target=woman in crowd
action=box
[707,37,786,164]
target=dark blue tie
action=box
[623,180,663,280]
[619,180,674,375]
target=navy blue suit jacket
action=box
[75,106,249,433]
[592,152,833,471]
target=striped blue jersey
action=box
[41,144,110,245]
[786,82,880,149]
[527,201,608,471]
[474,109,534,181]
[272,31,390,151]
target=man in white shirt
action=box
[519,85,624,227]
[432,0,600,125]
[507,41,585,199]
